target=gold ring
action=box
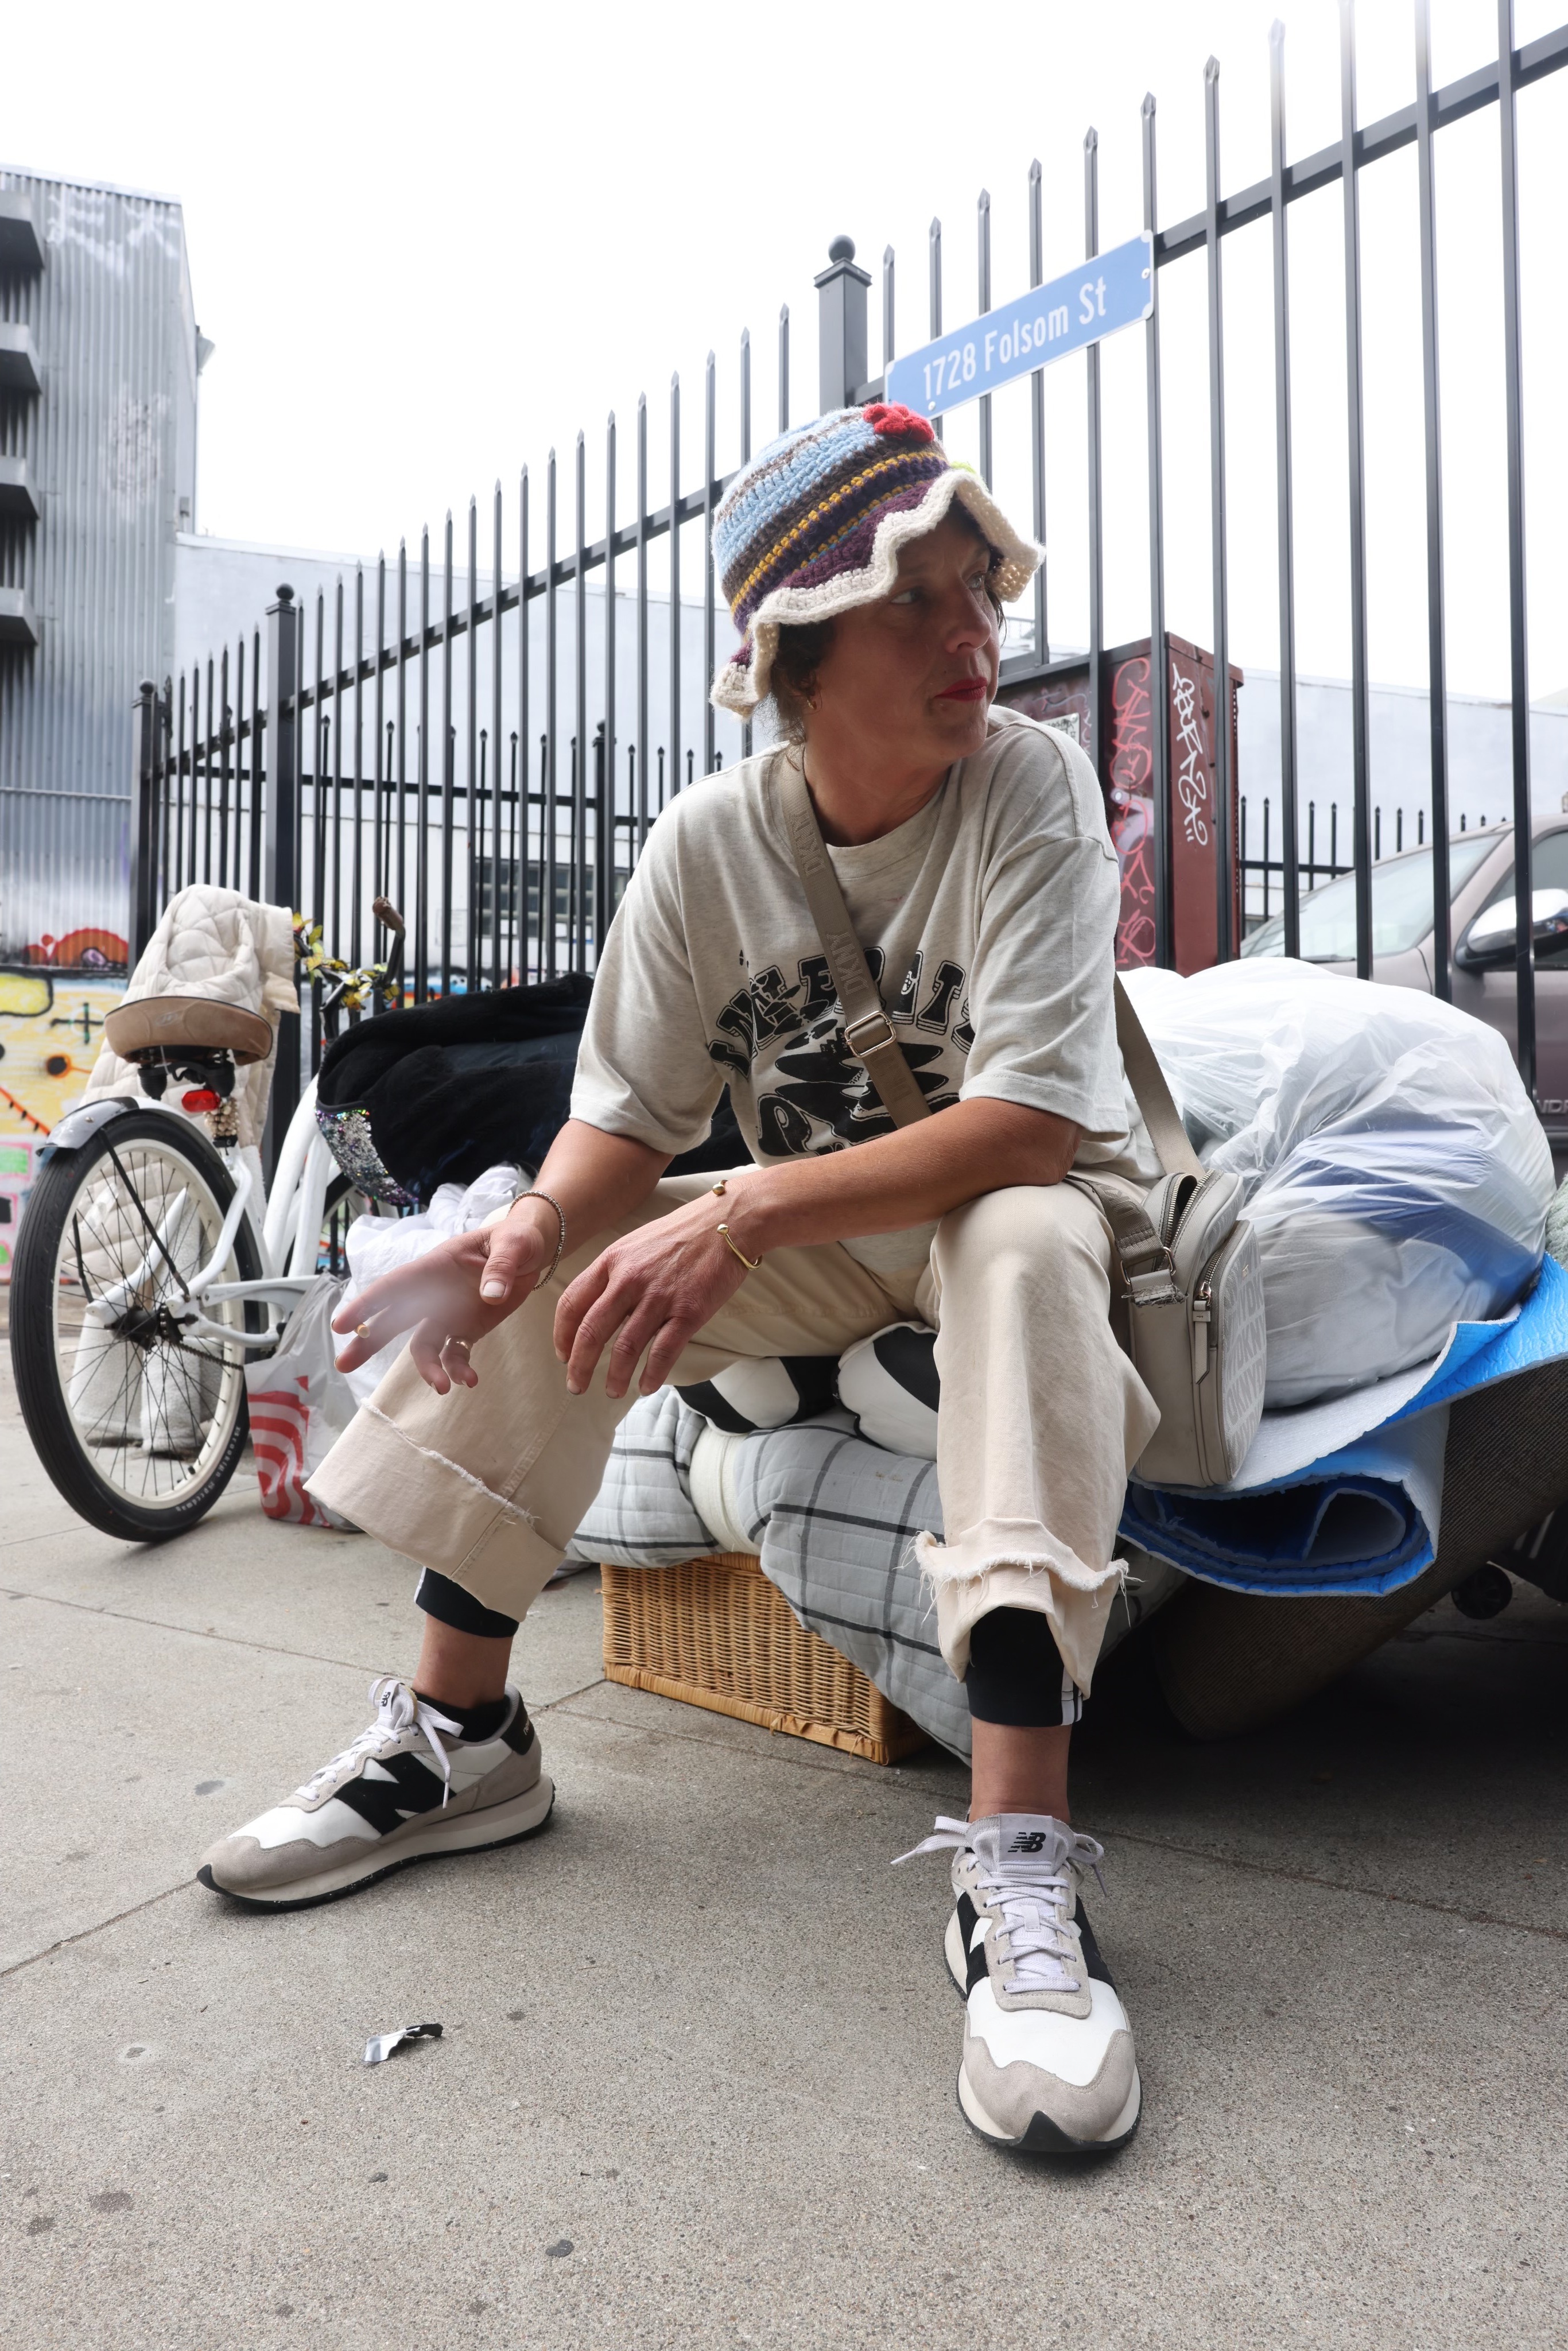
[447,1336,472,1355]
[355,1322,371,1337]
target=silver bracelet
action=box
[520,1188,568,1290]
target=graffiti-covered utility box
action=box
[996,634,1241,973]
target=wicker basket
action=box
[599,1551,926,1766]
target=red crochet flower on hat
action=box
[862,402,936,443]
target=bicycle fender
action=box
[38,1097,146,1161]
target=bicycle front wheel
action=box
[10,1111,265,1542]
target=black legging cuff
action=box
[414,1566,521,1640]
[965,1605,1084,1727]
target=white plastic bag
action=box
[1121,959,1554,1409]
[243,1279,359,1526]
[339,1163,523,1406]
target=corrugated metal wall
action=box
[0,169,196,964]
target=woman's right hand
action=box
[330,1194,560,1394]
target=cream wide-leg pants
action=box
[306,1172,1159,1696]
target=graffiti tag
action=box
[1171,664,1209,848]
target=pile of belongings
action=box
[314,973,742,1208]
[337,961,1568,1757]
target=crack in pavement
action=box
[1108,1826,1568,1945]
[548,1689,955,1784]
[0,1582,430,1677]
[0,1582,611,1694]
[1,1878,192,1982]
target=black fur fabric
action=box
[316,974,746,1202]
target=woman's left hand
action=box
[553,1193,756,1399]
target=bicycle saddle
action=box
[105,995,274,1065]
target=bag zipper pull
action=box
[1191,1286,1212,1380]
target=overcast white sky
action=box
[6,0,1567,699]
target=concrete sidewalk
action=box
[2,1333,1565,2351]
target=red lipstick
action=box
[936,678,988,703]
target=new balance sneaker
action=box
[197,1676,553,1912]
[896,1814,1140,2154]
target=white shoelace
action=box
[293,1674,465,1810]
[894,1815,1107,1996]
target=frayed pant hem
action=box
[916,1538,1126,1696]
[914,1527,1126,1599]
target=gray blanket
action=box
[568,1392,1180,1759]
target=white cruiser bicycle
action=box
[9,955,395,1545]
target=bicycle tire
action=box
[10,1111,265,1543]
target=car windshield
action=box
[1242,833,1500,961]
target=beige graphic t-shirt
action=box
[571,703,1136,1271]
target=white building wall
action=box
[1237,670,1568,848]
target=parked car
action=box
[1243,817,1568,1161]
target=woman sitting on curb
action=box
[199,402,1159,2157]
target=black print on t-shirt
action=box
[707,949,971,1157]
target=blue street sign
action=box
[884,232,1154,418]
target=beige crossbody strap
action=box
[1113,976,1202,1181]
[1064,1167,1181,1301]
[777,754,933,1129]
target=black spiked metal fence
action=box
[132,0,1568,1167]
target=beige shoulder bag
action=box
[778,754,1267,1488]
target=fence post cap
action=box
[828,234,856,263]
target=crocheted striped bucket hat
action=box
[710,402,1039,716]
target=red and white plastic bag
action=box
[243,1279,358,1526]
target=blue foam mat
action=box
[1120,1255,1568,1599]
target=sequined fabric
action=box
[314,1101,420,1209]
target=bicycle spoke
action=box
[70,1211,97,1306]
[105,1142,192,1299]
[105,1342,141,1433]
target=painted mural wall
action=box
[0,967,125,1277]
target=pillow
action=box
[837,1321,939,1458]
[676,1354,838,1434]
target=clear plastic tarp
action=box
[1121,959,1554,1409]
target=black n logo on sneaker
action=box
[1006,1830,1050,1855]
[334,1752,448,1837]
[956,1894,989,1993]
